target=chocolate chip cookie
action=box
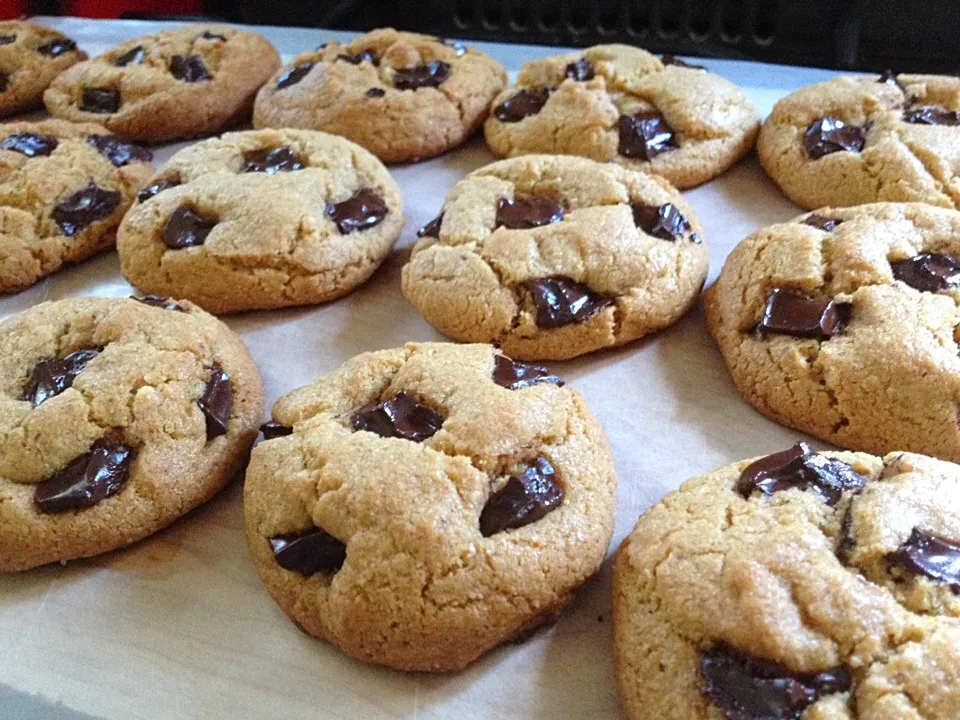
[0,296,264,573]
[0,119,154,294]
[705,202,960,462]
[43,25,279,144]
[759,72,960,209]
[402,154,708,360]
[484,45,759,189]
[244,342,616,671]
[0,21,86,118]
[117,129,404,314]
[614,444,960,720]
[253,28,506,163]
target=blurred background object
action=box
[12,0,960,73]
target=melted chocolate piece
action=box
[631,203,690,241]
[201,31,226,41]
[735,442,866,506]
[326,189,388,234]
[337,50,378,65]
[87,134,152,167]
[132,294,184,312]
[137,178,180,203]
[199,365,232,439]
[877,68,909,95]
[891,253,960,293]
[496,197,564,230]
[802,213,843,232]
[565,57,595,81]
[700,644,851,720]
[34,440,135,513]
[888,528,960,591]
[493,88,551,123]
[480,457,563,536]
[242,146,304,174]
[661,53,706,70]
[618,111,679,160]
[804,117,865,159]
[0,34,16,45]
[0,131,58,158]
[523,276,611,329]
[170,55,211,82]
[903,105,960,126]
[417,212,443,238]
[53,183,122,236]
[276,62,315,89]
[393,61,451,90]
[114,45,145,67]
[270,528,346,575]
[26,348,101,407]
[492,354,563,390]
[757,289,851,340]
[351,391,442,442]
[0,72,8,93]
[80,87,120,114]
[260,421,293,440]
[162,205,216,249]
[36,38,77,57]
[366,87,385,97]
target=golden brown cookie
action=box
[0,20,86,118]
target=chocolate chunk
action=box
[804,117,865,159]
[0,72,8,92]
[565,57,595,81]
[162,205,216,249]
[631,203,690,241]
[260,421,293,440]
[802,213,843,232]
[757,288,851,340]
[137,178,180,203]
[618,111,679,160]
[493,88,551,123]
[0,131,58,158]
[198,365,232,440]
[495,197,564,230]
[132,294,184,312]
[735,442,866,506]
[523,276,611,329]
[80,87,120,114]
[242,146,304,174]
[492,354,563,390]
[326,189,388,234]
[0,34,16,45]
[891,253,960,293]
[36,38,77,57]
[480,457,563,536]
[365,87,385,97]
[114,45,145,66]
[87,134,152,167]
[661,53,706,70]
[888,528,960,591]
[170,55,210,82]
[53,183,122,236]
[903,105,960,126]
[337,50,378,66]
[269,528,346,575]
[393,61,451,90]
[878,68,909,95]
[700,644,851,720]
[26,348,101,407]
[276,62,315,89]
[201,31,226,41]
[34,440,135,514]
[351,391,442,442]
[417,212,443,238]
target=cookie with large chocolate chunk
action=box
[614,447,960,719]
[244,342,616,671]
[44,25,280,143]
[117,129,404,314]
[253,28,506,163]
[0,20,86,118]
[0,296,264,573]
[705,202,960,461]
[402,154,709,360]
[0,119,153,295]
[484,44,759,189]
[759,73,960,209]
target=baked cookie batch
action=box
[3,18,960,719]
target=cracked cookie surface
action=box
[0,296,264,573]
[758,73,960,210]
[44,25,279,143]
[705,202,960,462]
[0,119,154,294]
[0,20,86,118]
[483,45,759,189]
[117,128,404,314]
[244,342,616,671]
[252,28,506,163]
[402,154,709,360]
[615,446,960,720]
